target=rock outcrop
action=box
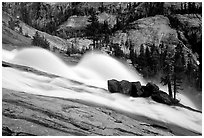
[145,82,160,94]
[111,15,179,54]
[131,81,143,97]
[151,91,174,105]
[107,79,121,93]
[120,80,133,95]
[107,79,177,105]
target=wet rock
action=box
[146,82,160,94]
[2,126,36,136]
[171,98,180,105]
[108,79,121,93]
[2,126,13,136]
[151,91,173,105]
[120,80,132,95]
[2,88,178,136]
[131,81,143,97]
[108,80,160,98]
[108,80,133,96]
[141,86,152,97]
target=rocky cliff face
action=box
[169,14,202,60]
[112,14,201,55]
[112,15,178,54]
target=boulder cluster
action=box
[108,79,179,105]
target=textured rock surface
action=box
[151,91,173,105]
[108,79,121,93]
[146,82,160,94]
[120,80,133,95]
[112,15,178,54]
[2,88,175,136]
[131,81,143,97]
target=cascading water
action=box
[2,48,202,135]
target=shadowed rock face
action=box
[2,88,175,136]
[131,81,143,97]
[146,82,159,94]
[108,79,173,105]
[112,15,179,54]
[151,91,173,105]
[120,80,133,95]
[108,79,121,93]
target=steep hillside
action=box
[2,12,71,51]
[112,15,177,53]
[2,24,32,49]
[168,14,202,57]
[111,14,199,65]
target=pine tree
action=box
[145,46,151,66]
[8,17,15,30]
[102,20,110,46]
[150,44,160,75]
[161,43,187,99]
[138,44,148,74]
[32,31,50,50]
[85,9,100,49]
[19,26,23,34]
[20,2,30,25]
[161,47,174,98]
[31,2,41,20]
[113,43,123,58]
[172,43,185,100]
[129,40,136,64]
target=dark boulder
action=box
[146,82,159,94]
[108,80,133,95]
[139,82,159,97]
[151,91,173,105]
[120,80,132,95]
[171,98,180,105]
[2,126,13,136]
[141,86,152,97]
[108,80,162,98]
[108,79,121,93]
[131,81,143,97]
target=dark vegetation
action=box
[31,31,50,50]
[8,17,23,35]
[2,2,202,100]
[130,42,199,100]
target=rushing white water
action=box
[2,48,202,135]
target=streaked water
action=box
[2,48,202,134]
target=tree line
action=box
[129,41,200,99]
[2,2,202,40]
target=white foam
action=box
[2,48,202,134]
